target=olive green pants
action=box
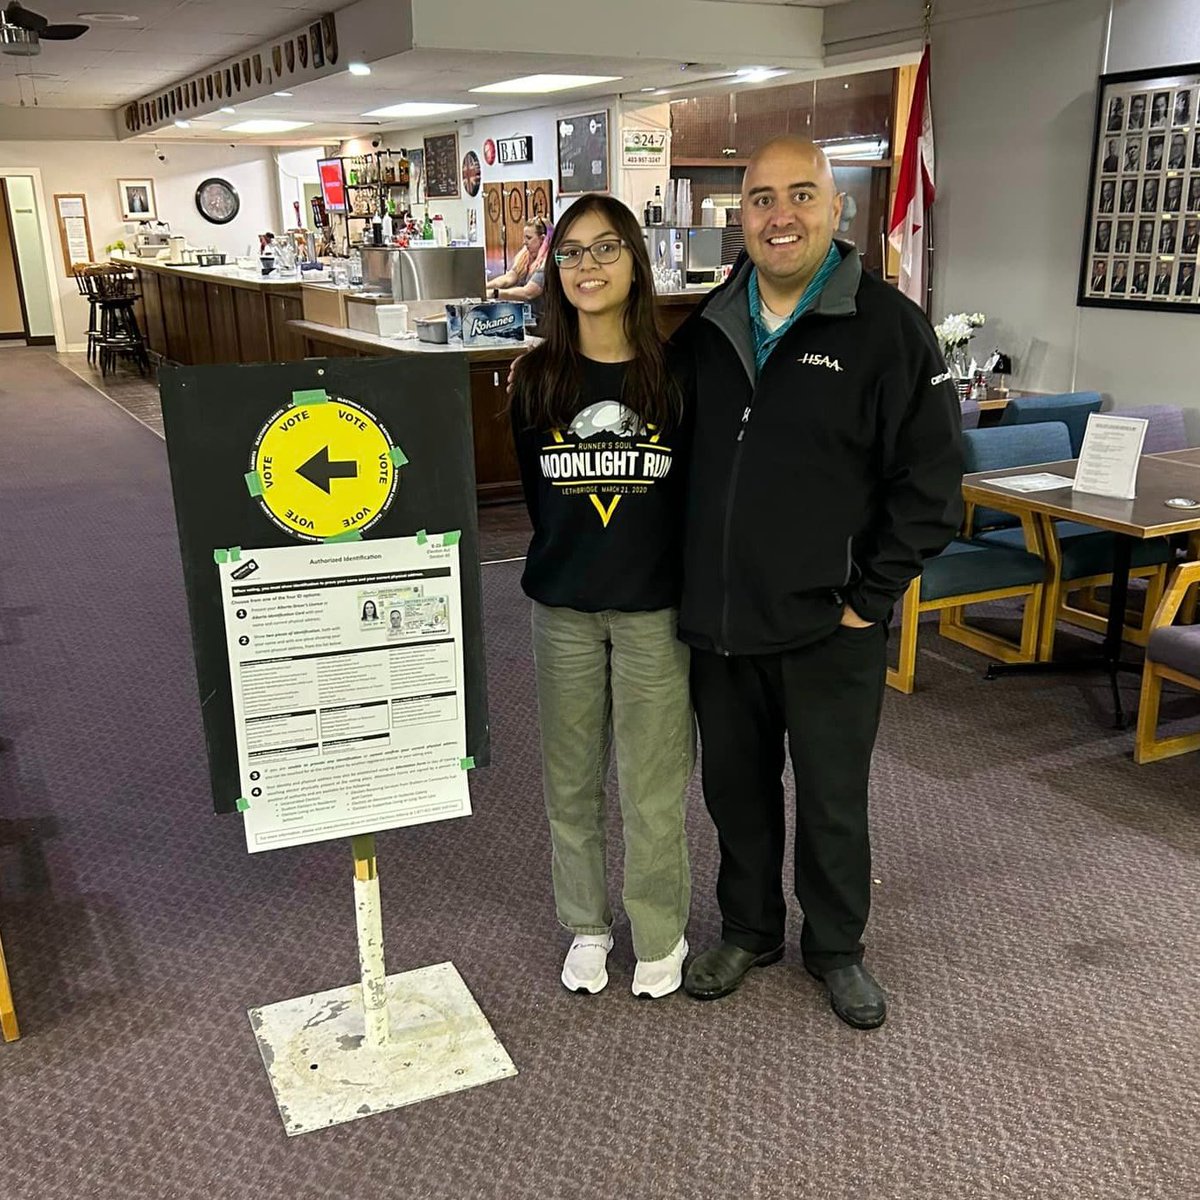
[531,602,694,961]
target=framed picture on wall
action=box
[1079,62,1200,312]
[557,110,609,195]
[423,133,460,199]
[118,178,157,222]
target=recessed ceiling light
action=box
[640,87,656,92]
[361,101,476,118]
[223,119,313,133]
[273,91,292,97]
[471,74,622,95]
[76,12,140,21]
[347,62,371,76]
[220,106,235,114]
[174,120,190,128]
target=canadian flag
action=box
[888,44,936,306]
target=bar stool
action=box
[81,266,150,378]
[73,264,102,366]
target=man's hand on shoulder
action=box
[505,345,533,397]
[839,605,874,629]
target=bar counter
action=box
[122,257,715,502]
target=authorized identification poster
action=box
[219,537,469,851]
[160,355,489,816]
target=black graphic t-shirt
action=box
[512,354,690,612]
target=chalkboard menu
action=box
[557,110,609,195]
[424,132,460,199]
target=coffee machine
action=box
[134,220,171,258]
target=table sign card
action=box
[1073,413,1148,499]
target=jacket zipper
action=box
[718,392,756,654]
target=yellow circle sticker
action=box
[249,393,399,540]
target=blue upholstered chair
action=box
[1135,561,1200,763]
[1106,404,1190,453]
[1000,391,1103,456]
[963,424,1172,659]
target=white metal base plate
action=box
[248,961,517,1135]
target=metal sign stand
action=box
[248,833,517,1136]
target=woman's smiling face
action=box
[555,209,632,318]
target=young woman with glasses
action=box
[510,195,693,998]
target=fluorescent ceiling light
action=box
[347,62,371,76]
[471,73,621,94]
[362,101,476,118]
[736,67,787,83]
[174,119,190,128]
[273,91,293,97]
[219,106,235,113]
[224,119,313,133]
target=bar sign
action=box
[497,136,533,164]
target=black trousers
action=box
[690,624,887,972]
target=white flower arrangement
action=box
[934,311,986,354]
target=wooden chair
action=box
[887,509,1047,694]
[0,927,18,1042]
[1135,560,1200,764]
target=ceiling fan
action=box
[1,2,89,56]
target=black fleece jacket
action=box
[673,242,963,656]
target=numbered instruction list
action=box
[217,537,470,852]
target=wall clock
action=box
[195,177,240,225]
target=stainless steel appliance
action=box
[134,221,171,258]
[641,226,725,285]
[360,247,485,301]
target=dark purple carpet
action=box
[1,347,1198,1200]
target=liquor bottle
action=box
[422,209,434,240]
[650,185,663,225]
[644,197,653,226]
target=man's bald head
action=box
[740,136,843,305]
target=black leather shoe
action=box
[684,941,784,1000]
[806,963,887,1029]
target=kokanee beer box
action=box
[445,301,526,347]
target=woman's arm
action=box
[486,269,516,290]
[496,276,543,303]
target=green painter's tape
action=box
[229,546,242,562]
[389,445,409,467]
[323,530,363,543]
[460,756,476,771]
[245,471,264,497]
[291,388,328,407]
[236,797,250,812]
[416,529,428,545]
[213,548,228,564]
[441,530,461,547]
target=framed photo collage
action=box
[1079,63,1200,312]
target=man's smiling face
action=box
[740,138,843,298]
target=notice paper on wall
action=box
[1072,414,1148,500]
[217,535,470,853]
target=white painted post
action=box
[351,834,389,1048]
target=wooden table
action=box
[961,454,1200,724]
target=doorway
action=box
[482,179,553,280]
[0,180,30,343]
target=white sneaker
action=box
[632,936,689,999]
[561,933,614,994]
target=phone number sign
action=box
[622,128,669,168]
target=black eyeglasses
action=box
[554,239,626,269]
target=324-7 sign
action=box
[497,136,533,164]
[622,129,669,167]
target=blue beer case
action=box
[444,301,527,347]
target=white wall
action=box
[826,0,1200,434]
[275,147,324,232]
[0,140,280,347]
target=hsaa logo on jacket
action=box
[797,353,843,372]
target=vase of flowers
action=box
[934,312,986,380]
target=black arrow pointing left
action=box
[296,445,358,494]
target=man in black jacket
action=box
[674,136,962,1028]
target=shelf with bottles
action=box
[340,149,411,190]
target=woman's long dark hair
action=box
[511,194,680,434]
